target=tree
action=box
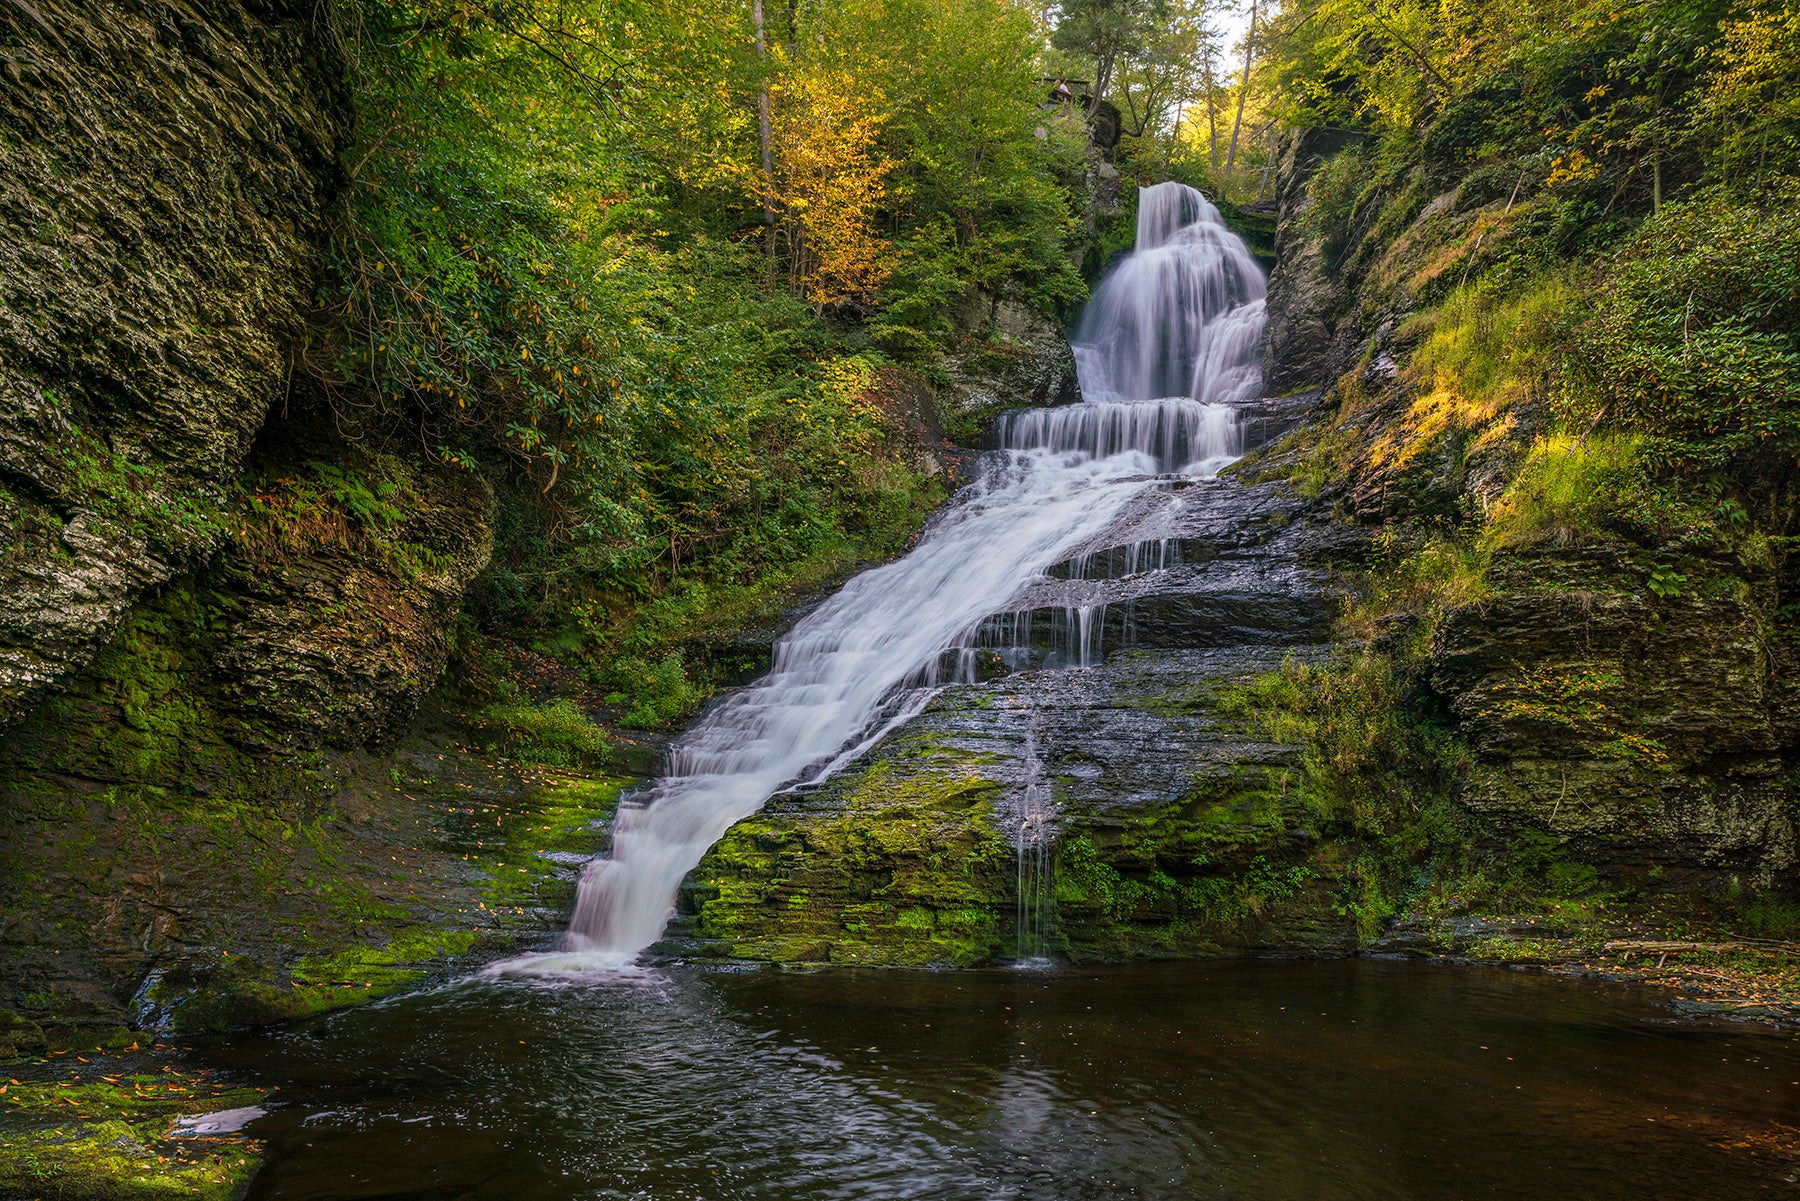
[1051,0,1171,110]
[1225,0,1256,169]
[767,59,899,311]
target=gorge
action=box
[2,0,1797,1196]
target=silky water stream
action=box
[195,185,1800,1198]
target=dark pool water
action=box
[199,959,1800,1200]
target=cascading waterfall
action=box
[1071,182,1267,408]
[515,181,1266,969]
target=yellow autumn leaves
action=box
[748,54,900,312]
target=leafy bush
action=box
[481,699,610,766]
[1574,186,1800,471]
[604,654,707,730]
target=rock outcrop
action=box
[0,0,345,723]
[0,1,512,1034]
[1258,128,1370,395]
[936,289,1081,441]
[215,449,497,753]
[1430,548,1796,877]
[1257,127,1799,889]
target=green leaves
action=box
[1573,183,1800,470]
[1647,563,1688,597]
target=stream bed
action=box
[199,959,1800,1200]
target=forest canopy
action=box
[308,0,1800,719]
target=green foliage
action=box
[1220,652,1466,842]
[1406,275,1577,410]
[480,699,610,765]
[1737,890,1800,937]
[1481,433,1660,549]
[313,0,1080,679]
[1500,828,1613,902]
[1217,652,1470,936]
[1573,185,1800,471]
[1647,563,1688,597]
[1344,534,1490,653]
[1270,0,1800,256]
[1693,0,1800,184]
[604,654,706,730]
[1499,666,1671,763]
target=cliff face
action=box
[0,0,347,722]
[0,0,516,1036]
[1257,131,1798,887]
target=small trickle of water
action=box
[504,179,1268,968]
[1013,729,1055,961]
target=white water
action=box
[519,181,1267,967]
[1012,729,1054,962]
[1071,183,1266,408]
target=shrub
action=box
[604,654,706,730]
[1573,186,1800,471]
[481,699,610,766]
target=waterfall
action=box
[1071,183,1266,408]
[513,181,1267,969]
[1012,729,1054,963]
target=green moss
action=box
[235,451,462,584]
[0,1057,263,1201]
[0,1010,47,1059]
[463,773,626,912]
[36,404,228,553]
[688,744,1010,965]
[1209,651,1474,943]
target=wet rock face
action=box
[678,447,1360,965]
[936,289,1081,442]
[0,0,345,722]
[215,457,497,753]
[0,438,495,1029]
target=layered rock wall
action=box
[0,0,345,722]
[1255,129,1799,885]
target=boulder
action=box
[936,290,1081,443]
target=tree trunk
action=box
[752,0,778,276]
[1093,48,1115,111]
[1225,0,1256,171]
[1204,61,1220,170]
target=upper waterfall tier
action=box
[1072,182,1266,406]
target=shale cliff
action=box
[0,0,346,721]
[1259,128,1798,889]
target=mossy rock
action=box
[0,1009,47,1059]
